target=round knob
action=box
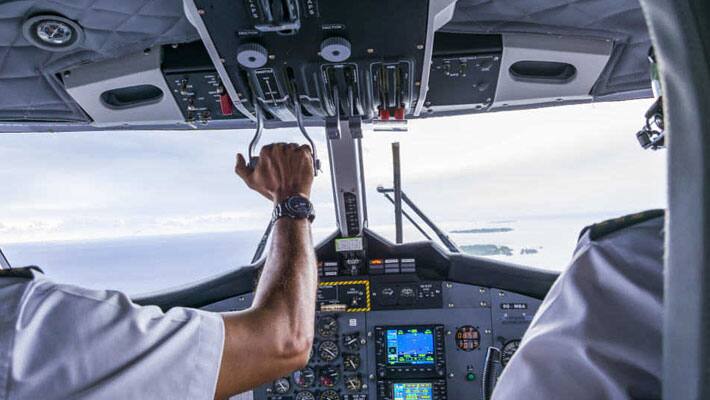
[320,37,351,62]
[236,43,268,69]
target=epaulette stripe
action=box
[0,265,43,280]
[579,209,665,241]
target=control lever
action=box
[293,95,322,174]
[254,0,300,33]
[247,99,265,169]
[246,97,320,176]
[482,346,503,400]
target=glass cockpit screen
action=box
[386,327,435,365]
[393,382,433,400]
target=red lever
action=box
[219,92,233,116]
[393,107,405,120]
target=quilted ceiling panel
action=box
[443,0,652,97]
[0,0,198,122]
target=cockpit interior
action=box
[0,0,708,399]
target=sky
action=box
[0,99,667,245]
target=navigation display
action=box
[386,328,435,365]
[393,382,433,400]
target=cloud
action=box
[0,99,666,243]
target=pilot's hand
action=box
[235,143,314,204]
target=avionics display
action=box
[386,328,435,365]
[377,380,447,400]
[393,382,433,400]
[375,325,446,379]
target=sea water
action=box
[1,212,626,296]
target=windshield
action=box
[362,99,666,269]
[0,99,665,294]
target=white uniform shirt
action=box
[493,215,664,400]
[0,274,224,400]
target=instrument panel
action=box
[202,257,541,400]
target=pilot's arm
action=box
[216,143,318,398]
[0,143,317,400]
[492,212,664,400]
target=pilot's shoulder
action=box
[579,209,665,242]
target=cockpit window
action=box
[362,99,666,271]
[0,99,665,293]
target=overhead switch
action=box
[320,37,351,63]
[237,43,269,69]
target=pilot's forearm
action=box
[252,217,317,355]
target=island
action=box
[451,227,514,234]
[460,244,514,256]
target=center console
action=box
[197,231,545,400]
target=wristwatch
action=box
[273,195,315,223]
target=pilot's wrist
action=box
[273,190,310,205]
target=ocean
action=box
[1,212,625,296]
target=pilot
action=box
[0,143,318,400]
[492,210,664,400]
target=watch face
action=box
[286,196,312,218]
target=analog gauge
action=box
[295,392,315,400]
[344,374,363,392]
[293,367,316,388]
[501,339,521,366]
[343,354,360,371]
[318,366,340,387]
[342,333,361,351]
[455,326,481,351]
[319,389,340,400]
[318,316,338,338]
[272,377,291,394]
[318,340,340,362]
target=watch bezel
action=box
[273,195,315,222]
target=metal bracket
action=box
[0,248,11,269]
[328,117,367,237]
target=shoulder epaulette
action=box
[0,266,44,280]
[579,209,665,241]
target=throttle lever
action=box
[246,97,320,176]
[247,100,265,169]
[482,346,503,400]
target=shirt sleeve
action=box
[7,279,225,400]
[491,217,664,400]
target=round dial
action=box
[343,354,360,371]
[296,392,316,400]
[318,340,340,362]
[319,389,341,400]
[344,375,363,392]
[342,333,361,351]
[293,368,316,388]
[501,339,521,366]
[272,377,291,394]
[318,366,340,387]
[455,326,481,351]
[318,316,338,338]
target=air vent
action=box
[100,85,164,110]
[509,61,577,84]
